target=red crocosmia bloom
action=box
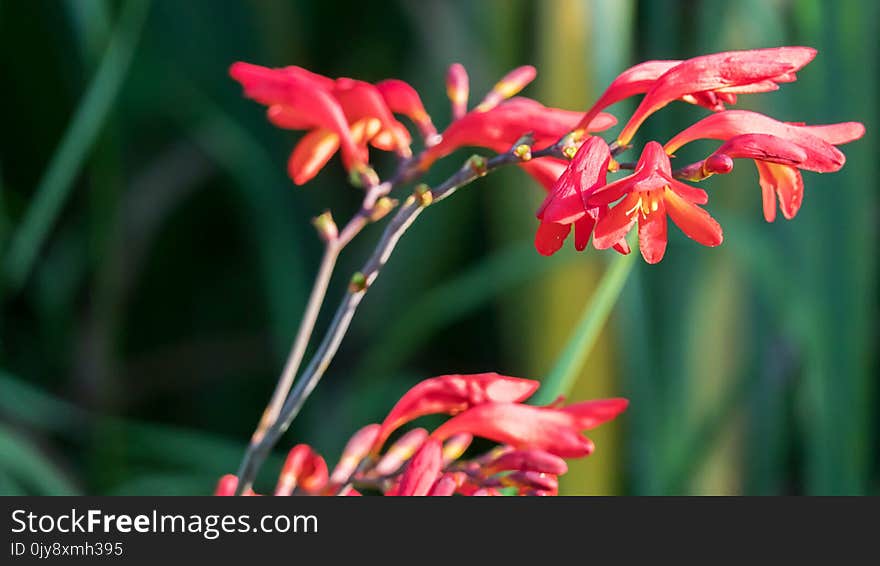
[394,439,443,496]
[665,110,865,221]
[329,423,381,485]
[274,444,329,496]
[333,77,412,156]
[430,398,628,458]
[374,373,539,451]
[588,141,723,263]
[375,79,437,142]
[230,62,368,177]
[424,97,616,191]
[475,65,537,112]
[446,63,470,120]
[616,47,817,144]
[535,136,630,256]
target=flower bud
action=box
[329,424,381,485]
[466,154,488,176]
[441,433,473,465]
[446,63,470,120]
[476,65,537,112]
[312,211,338,243]
[349,271,368,293]
[372,428,429,477]
[414,184,433,207]
[369,197,398,222]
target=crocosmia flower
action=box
[430,398,628,458]
[230,62,429,185]
[615,47,816,144]
[214,373,626,496]
[664,110,865,221]
[589,141,723,263]
[373,372,539,450]
[534,136,630,256]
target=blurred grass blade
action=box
[0,424,78,495]
[532,241,637,405]
[0,369,87,431]
[4,0,150,290]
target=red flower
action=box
[393,439,443,496]
[588,141,723,263]
[274,444,328,495]
[375,79,437,143]
[230,63,367,179]
[374,372,539,451]
[430,398,628,458]
[665,110,865,221]
[230,62,422,185]
[534,136,630,256]
[424,96,615,192]
[616,47,816,145]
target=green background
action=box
[0,0,876,495]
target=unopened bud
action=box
[312,211,338,242]
[476,65,537,112]
[514,144,532,161]
[414,184,433,207]
[369,197,398,222]
[349,164,379,188]
[349,272,368,293]
[466,154,488,176]
[446,63,470,120]
[441,433,473,465]
[704,154,734,175]
[329,424,381,485]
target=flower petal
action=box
[375,373,540,451]
[395,439,443,496]
[593,193,639,249]
[756,161,804,220]
[287,129,340,185]
[535,220,572,256]
[638,202,668,264]
[619,47,816,144]
[663,187,723,246]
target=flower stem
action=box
[531,233,637,405]
[249,244,339,445]
[233,145,529,494]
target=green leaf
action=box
[4,0,150,290]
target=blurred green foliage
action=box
[0,0,876,495]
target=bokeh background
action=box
[1,0,877,495]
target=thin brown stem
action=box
[233,142,530,495]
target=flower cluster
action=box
[537,47,864,262]
[231,47,863,265]
[215,373,627,496]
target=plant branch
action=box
[233,141,531,494]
